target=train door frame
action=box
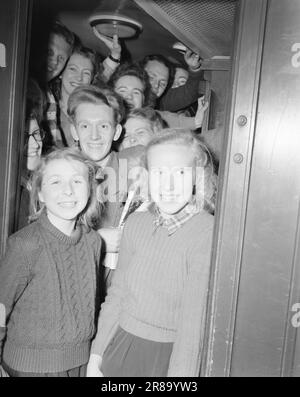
[0,0,32,255]
[203,0,300,377]
[4,0,300,378]
[201,0,268,376]
[0,0,266,375]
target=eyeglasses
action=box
[25,128,46,144]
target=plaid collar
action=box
[152,199,200,236]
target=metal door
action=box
[203,0,300,376]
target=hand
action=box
[184,49,202,71]
[93,28,121,60]
[86,354,103,377]
[194,96,209,129]
[98,227,123,253]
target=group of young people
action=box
[0,21,216,377]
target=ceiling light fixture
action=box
[89,14,143,39]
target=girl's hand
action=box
[98,227,123,253]
[86,354,103,377]
[184,49,202,71]
[93,28,121,61]
[194,96,209,129]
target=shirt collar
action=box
[152,199,200,236]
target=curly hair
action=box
[50,45,98,101]
[108,62,153,107]
[29,148,102,229]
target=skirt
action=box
[102,326,173,377]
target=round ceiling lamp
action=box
[89,14,143,39]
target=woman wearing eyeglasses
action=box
[17,79,47,230]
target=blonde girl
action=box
[87,129,216,377]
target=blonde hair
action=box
[29,148,102,229]
[145,129,217,213]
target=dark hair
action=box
[50,45,98,101]
[72,45,97,77]
[29,148,102,229]
[171,63,189,87]
[67,85,124,125]
[51,20,75,50]
[140,54,175,93]
[109,62,153,108]
[25,78,47,125]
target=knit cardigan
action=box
[0,213,102,373]
[91,209,213,377]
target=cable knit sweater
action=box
[91,209,213,377]
[0,213,102,373]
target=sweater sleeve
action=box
[101,56,119,83]
[0,236,31,357]
[91,216,134,357]
[158,110,196,130]
[159,70,204,112]
[167,223,213,377]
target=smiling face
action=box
[47,33,72,82]
[144,60,169,98]
[71,102,122,164]
[38,158,90,228]
[61,53,94,97]
[122,117,154,149]
[25,118,43,171]
[172,67,189,88]
[114,75,145,110]
[148,144,195,217]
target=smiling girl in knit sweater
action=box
[87,129,216,377]
[0,148,103,377]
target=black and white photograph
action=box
[0,0,299,380]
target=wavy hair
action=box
[50,45,98,101]
[145,129,217,213]
[67,84,124,125]
[108,62,153,108]
[29,148,102,229]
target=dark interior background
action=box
[29,0,237,68]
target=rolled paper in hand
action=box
[103,252,119,270]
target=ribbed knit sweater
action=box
[0,213,102,373]
[91,209,213,377]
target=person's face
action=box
[144,60,169,98]
[25,118,43,171]
[114,75,144,110]
[71,103,122,163]
[122,117,153,149]
[148,144,195,217]
[172,67,189,89]
[47,34,72,82]
[61,53,94,96]
[38,159,90,225]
